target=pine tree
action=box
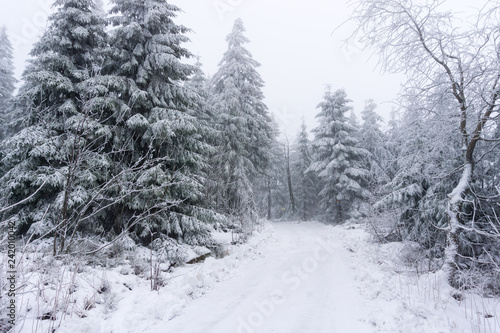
[292,120,319,221]
[309,88,370,222]
[0,26,16,140]
[107,0,220,247]
[211,18,274,223]
[0,0,112,254]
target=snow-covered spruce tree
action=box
[359,99,391,193]
[0,0,117,254]
[309,88,370,222]
[185,57,222,213]
[187,57,214,124]
[211,18,274,225]
[383,108,401,181]
[348,110,360,129]
[292,120,319,221]
[107,0,221,248]
[0,26,16,140]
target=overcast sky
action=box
[170,0,406,136]
[0,0,417,137]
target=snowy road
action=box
[49,220,498,333]
[158,222,373,333]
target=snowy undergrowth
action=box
[330,223,500,333]
[5,223,275,333]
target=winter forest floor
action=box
[8,221,500,333]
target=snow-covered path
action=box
[27,221,500,333]
[157,222,373,333]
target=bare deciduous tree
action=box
[347,0,500,285]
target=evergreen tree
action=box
[0,0,112,253]
[309,87,370,222]
[107,0,220,246]
[255,118,288,221]
[185,57,222,216]
[359,99,391,192]
[189,57,211,103]
[211,18,274,223]
[0,26,16,140]
[93,0,105,16]
[292,120,319,221]
[348,110,359,129]
[384,108,401,181]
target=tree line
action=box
[0,0,275,259]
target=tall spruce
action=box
[107,0,220,247]
[185,57,221,215]
[359,100,391,192]
[0,0,113,254]
[309,88,370,222]
[211,18,274,223]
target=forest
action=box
[0,0,499,331]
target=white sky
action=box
[0,0,417,137]
[171,0,405,137]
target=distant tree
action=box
[93,0,105,16]
[255,120,287,221]
[0,26,16,140]
[359,99,391,191]
[284,136,296,215]
[348,110,359,129]
[211,18,274,225]
[292,120,319,221]
[309,88,370,222]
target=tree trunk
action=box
[445,163,472,286]
[285,142,296,214]
[267,176,272,220]
[301,178,307,221]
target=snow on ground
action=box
[8,221,500,333]
[335,223,500,333]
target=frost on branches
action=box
[104,0,222,248]
[0,0,112,255]
[0,0,224,257]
